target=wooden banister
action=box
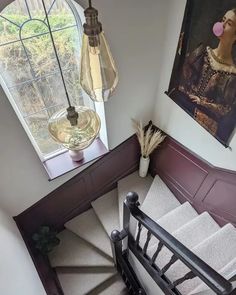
[123,192,236,295]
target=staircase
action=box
[48,171,236,295]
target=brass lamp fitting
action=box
[83,4,102,47]
[67,106,79,126]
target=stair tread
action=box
[49,230,113,268]
[118,171,153,228]
[65,208,113,258]
[56,267,116,295]
[88,274,128,295]
[189,257,236,294]
[92,189,119,238]
[148,212,220,270]
[140,174,181,222]
[156,201,198,232]
[166,223,236,294]
[139,201,196,250]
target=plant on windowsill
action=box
[32,225,60,256]
[132,120,166,177]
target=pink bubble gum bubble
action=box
[213,22,224,37]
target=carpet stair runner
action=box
[56,267,117,295]
[49,171,236,295]
[65,208,113,258]
[91,189,120,237]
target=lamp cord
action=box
[41,0,72,107]
[89,0,92,8]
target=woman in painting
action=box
[177,8,236,144]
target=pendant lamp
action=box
[41,0,101,161]
[80,0,118,102]
[48,106,101,160]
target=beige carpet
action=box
[49,171,236,295]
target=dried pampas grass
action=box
[132,119,166,158]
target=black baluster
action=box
[142,231,152,255]
[171,271,196,289]
[160,255,178,275]
[135,222,142,246]
[151,241,163,265]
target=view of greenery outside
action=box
[0,0,85,157]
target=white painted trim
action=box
[72,0,86,21]
[0,76,45,161]
[42,147,67,162]
[95,101,109,149]
[0,0,109,161]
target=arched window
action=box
[0,0,94,161]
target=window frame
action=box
[0,0,108,163]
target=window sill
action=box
[43,138,109,180]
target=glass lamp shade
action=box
[80,32,118,102]
[48,106,101,151]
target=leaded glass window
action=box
[0,0,91,160]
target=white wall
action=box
[0,208,46,295]
[0,0,168,216]
[0,1,235,293]
[152,0,236,171]
[101,0,169,149]
[78,0,170,149]
[0,85,90,216]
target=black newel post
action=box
[123,191,139,232]
[110,229,122,268]
[111,192,146,295]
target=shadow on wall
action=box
[0,208,46,295]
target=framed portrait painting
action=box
[167,0,236,147]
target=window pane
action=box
[25,106,64,155]
[64,70,84,106]
[0,0,88,159]
[53,27,83,106]
[47,0,76,30]
[53,26,81,69]
[1,0,29,25]
[10,72,68,116]
[20,19,48,39]
[0,42,34,87]
[21,27,79,79]
[24,0,54,21]
[0,18,20,45]
[26,0,76,29]
[23,33,59,77]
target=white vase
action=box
[69,150,84,162]
[139,156,150,177]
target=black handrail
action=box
[124,192,236,295]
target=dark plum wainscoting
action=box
[14,135,140,295]
[150,137,236,227]
[14,131,236,294]
[15,135,140,238]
